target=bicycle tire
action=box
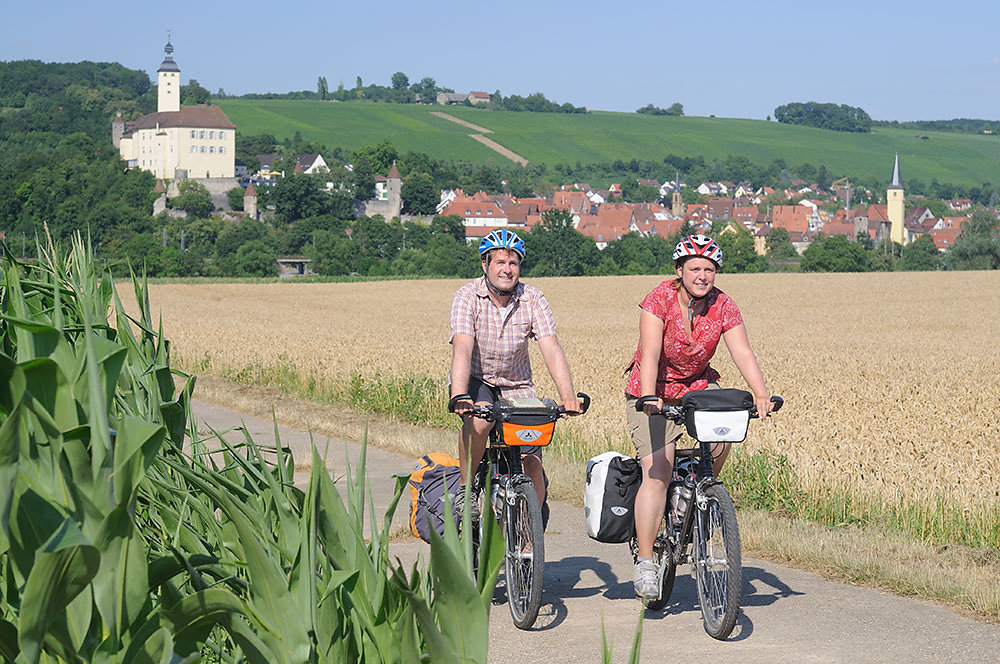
[643,516,677,611]
[693,483,741,639]
[504,479,544,629]
[471,482,487,578]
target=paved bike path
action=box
[190,399,1000,663]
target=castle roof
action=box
[387,163,401,179]
[124,105,235,134]
[158,39,180,73]
[244,181,257,197]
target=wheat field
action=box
[138,272,1000,518]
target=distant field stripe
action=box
[430,112,493,133]
[467,134,528,165]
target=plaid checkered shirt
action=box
[449,277,557,398]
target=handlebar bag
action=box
[681,388,754,443]
[501,414,556,446]
[498,397,558,446]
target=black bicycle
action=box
[632,389,783,639]
[453,393,589,629]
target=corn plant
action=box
[0,236,503,663]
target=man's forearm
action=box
[450,335,474,397]
[538,336,575,401]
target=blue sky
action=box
[3,0,998,121]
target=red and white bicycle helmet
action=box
[673,234,723,268]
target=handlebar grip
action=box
[448,393,472,413]
[770,396,784,412]
[577,392,591,414]
[634,395,658,412]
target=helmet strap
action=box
[485,278,516,298]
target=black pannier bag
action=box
[680,388,754,443]
[584,452,642,543]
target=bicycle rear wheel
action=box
[504,479,544,629]
[693,483,741,639]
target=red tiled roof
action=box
[867,204,889,222]
[771,205,810,233]
[553,190,589,212]
[928,226,961,250]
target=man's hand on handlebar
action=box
[560,397,583,418]
[448,393,474,416]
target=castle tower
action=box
[671,171,684,218]
[887,153,905,245]
[244,180,259,220]
[157,37,180,113]
[111,112,125,148]
[386,162,402,219]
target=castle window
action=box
[200,146,206,153]
[190,146,196,153]
[190,130,196,138]
[209,131,215,139]
[219,146,226,154]
[209,146,215,154]
[218,131,226,140]
[199,131,206,139]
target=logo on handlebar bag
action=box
[515,429,542,442]
[712,426,731,436]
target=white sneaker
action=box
[634,559,659,600]
[451,489,480,521]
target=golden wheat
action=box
[136,272,1000,514]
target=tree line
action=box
[774,101,873,133]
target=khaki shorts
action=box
[625,383,719,459]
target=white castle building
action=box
[114,39,236,180]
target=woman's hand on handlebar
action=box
[754,394,774,420]
[635,394,663,416]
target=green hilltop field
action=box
[216,99,1000,187]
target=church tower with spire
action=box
[887,153,905,245]
[157,37,180,113]
[671,171,684,218]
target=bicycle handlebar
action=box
[450,392,591,420]
[636,395,784,422]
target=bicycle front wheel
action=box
[504,480,544,629]
[693,483,741,639]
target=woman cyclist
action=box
[623,234,774,600]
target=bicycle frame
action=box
[662,439,723,565]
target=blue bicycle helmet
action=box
[478,228,526,260]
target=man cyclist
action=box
[449,228,582,515]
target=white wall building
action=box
[117,39,236,180]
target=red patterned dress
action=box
[624,280,743,401]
